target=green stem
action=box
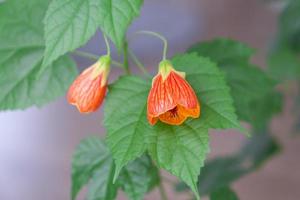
[111,60,124,68]
[128,50,149,75]
[103,34,111,56]
[123,41,130,74]
[158,181,168,200]
[73,50,123,69]
[73,50,98,61]
[135,30,168,60]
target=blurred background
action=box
[0,0,300,199]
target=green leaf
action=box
[172,53,243,131]
[210,187,239,200]
[188,39,281,129]
[43,0,101,68]
[105,53,242,199]
[176,132,280,196]
[72,136,158,200]
[199,131,280,195]
[249,91,283,130]
[104,76,152,180]
[268,48,300,81]
[239,131,281,168]
[188,38,254,63]
[148,122,209,199]
[98,0,144,50]
[268,0,300,82]
[118,155,160,200]
[71,137,117,200]
[0,0,77,110]
[278,0,300,53]
[221,62,282,130]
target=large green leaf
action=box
[0,0,77,110]
[220,61,281,130]
[43,0,144,67]
[147,121,209,199]
[98,0,144,50]
[43,0,101,68]
[72,137,117,200]
[104,76,209,200]
[188,39,281,129]
[72,137,158,200]
[268,46,300,81]
[104,76,152,180]
[104,53,242,199]
[210,187,239,200]
[188,38,254,63]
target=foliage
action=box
[268,0,300,135]
[175,132,280,197]
[104,53,244,199]
[72,136,159,200]
[43,0,143,68]
[210,187,239,200]
[0,0,295,200]
[0,0,77,110]
[268,0,300,81]
[188,39,282,130]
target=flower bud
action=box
[67,55,111,113]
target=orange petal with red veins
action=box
[147,66,200,125]
[67,57,110,113]
[158,104,200,125]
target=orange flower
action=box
[147,60,200,125]
[67,55,111,113]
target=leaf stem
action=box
[128,49,149,75]
[123,41,130,74]
[73,50,123,68]
[135,30,168,60]
[158,181,168,200]
[103,34,111,56]
[112,60,124,68]
[73,50,98,61]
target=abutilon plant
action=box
[0,1,287,200]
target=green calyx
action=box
[98,55,111,69]
[158,59,174,79]
[91,55,111,81]
[158,59,185,80]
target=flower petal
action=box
[147,71,199,116]
[147,74,177,117]
[158,104,200,125]
[67,60,109,113]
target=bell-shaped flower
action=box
[67,55,111,113]
[147,60,200,125]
